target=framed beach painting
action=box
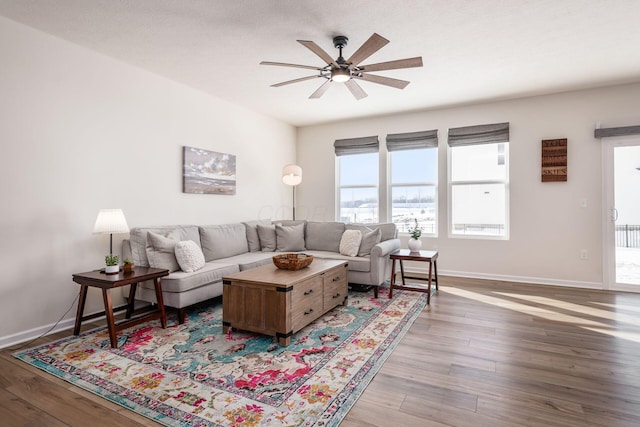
[183,146,236,195]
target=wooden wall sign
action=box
[541,138,567,182]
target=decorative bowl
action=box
[273,253,314,270]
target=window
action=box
[448,123,509,237]
[335,136,379,223]
[387,130,438,235]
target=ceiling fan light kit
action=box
[261,33,423,100]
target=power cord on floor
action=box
[13,293,79,351]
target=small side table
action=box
[72,267,170,348]
[388,249,439,303]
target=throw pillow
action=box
[339,229,362,257]
[174,240,206,273]
[275,223,306,252]
[257,223,277,252]
[146,231,180,272]
[358,227,382,256]
[242,219,271,252]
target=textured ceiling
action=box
[1,0,640,126]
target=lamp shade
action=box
[93,209,130,235]
[282,164,302,186]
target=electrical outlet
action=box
[580,198,588,208]
[580,249,588,260]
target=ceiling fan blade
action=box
[309,80,332,99]
[347,33,389,68]
[344,79,368,100]
[357,73,410,89]
[271,75,321,87]
[359,56,423,72]
[260,61,325,71]
[297,40,340,67]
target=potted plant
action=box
[407,218,423,252]
[105,254,120,275]
[123,257,135,273]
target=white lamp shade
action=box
[282,164,302,186]
[93,209,130,234]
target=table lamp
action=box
[93,208,130,254]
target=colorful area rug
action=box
[15,289,426,426]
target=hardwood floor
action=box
[2,276,640,426]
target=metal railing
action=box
[616,224,640,248]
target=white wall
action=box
[0,17,295,346]
[297,83,640,288]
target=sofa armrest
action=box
[371,238,400,258]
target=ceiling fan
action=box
[260,33,423,100]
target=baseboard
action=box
[0,317,77,350]
[404,267,604,290]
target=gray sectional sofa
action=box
[122,220,399,323]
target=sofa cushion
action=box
[199,223,249,261]
[359,228,382,256]
[174,240,206,273]
[243,219,271,252]
[276,223,306,252]
[339,230,362,257]
[130,225,200,267]
[147,261,239,293]
[275,219,307,228]
[217,251,275,271]
[303,250,371,272]
[347,222,396,242]
[305,221,345,252]
[146,231,181,272]
[257,224,276,252]
[346,224,382,256]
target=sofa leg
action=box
[374,286,378,298]
[178,308,186,324]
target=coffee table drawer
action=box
[324,280,347,309]
[292,275,323,301]
[292,295,323,332]
[323,265,348,309]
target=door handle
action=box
[611,208,619,222]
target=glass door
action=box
[604,140,640,290]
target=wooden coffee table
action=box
[72,267,169,348]
[222,259,348,346]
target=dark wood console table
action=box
[389,249,438,303]
[72,267,169,348]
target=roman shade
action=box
[334,136,379,156]
[448,122,509,147]
[594,125,640,138]
[386,129,438,152]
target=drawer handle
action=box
[304,308,314,316]
[332,276,341,282]
[304,289,314,295]
[332,293,341,299]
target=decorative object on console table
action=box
[541,138,567,182]
[104,254,120,275]
[407,218,423,252]
[282,164,302,220]
[123,257,135,273]
[183,145,236,195]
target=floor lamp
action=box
[282,164,302,220]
